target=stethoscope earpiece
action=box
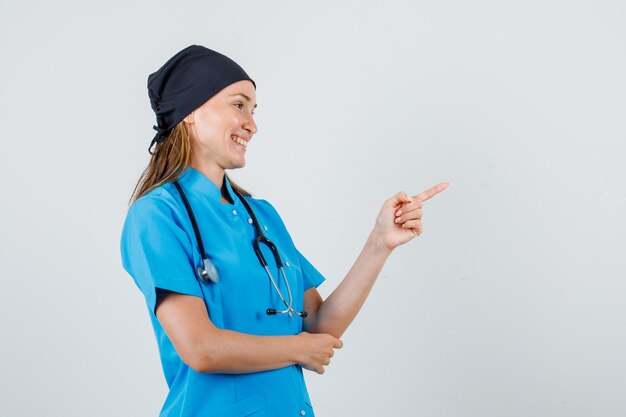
[266,308,307,318]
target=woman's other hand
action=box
[296,331,343,374]
[373,182,450,251]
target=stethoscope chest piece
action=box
[199,258,219,284]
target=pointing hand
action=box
[373,182,450,251]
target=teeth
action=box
[231,135,248,148]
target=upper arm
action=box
[302,287,324,333]
[294,247,326,332]
[297,249,326,332]
[155,290,218,372]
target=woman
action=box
[121,44,449,417]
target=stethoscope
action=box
[173,180,307,318]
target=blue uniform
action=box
[120,166,325,417]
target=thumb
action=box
[389,191,412,207]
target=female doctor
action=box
[121,45,449,417]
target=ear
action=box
[183,111,194,124]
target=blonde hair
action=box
[129,122,251,204]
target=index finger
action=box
[334,338,344,349]
[413,182,450,202]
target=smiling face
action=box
[184,80,257,176]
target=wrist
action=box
[290,334,305,366]
[367,229,393,257]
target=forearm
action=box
[157,292,307,374]
[311,230,392,338]
[191,330,302,374]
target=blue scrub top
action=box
[120,167,326,417]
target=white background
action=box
[1,1,625,416]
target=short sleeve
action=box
[120,196,202,314]
[295,248,326,291]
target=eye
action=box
[234,102,244,110]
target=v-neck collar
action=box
[177,166,238,206]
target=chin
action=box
[230,159,246,170]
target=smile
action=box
[231,135,248,148]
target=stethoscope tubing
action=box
[173,181,219,284]
[173,179,307,318]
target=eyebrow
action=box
[231,93,258,109]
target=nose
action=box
[243,110,257,135]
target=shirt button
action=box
[232,209,237,216]
[248,218,253,224]
[263,225,268,231]
[285,261,290,267]
[300,410,306,416]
